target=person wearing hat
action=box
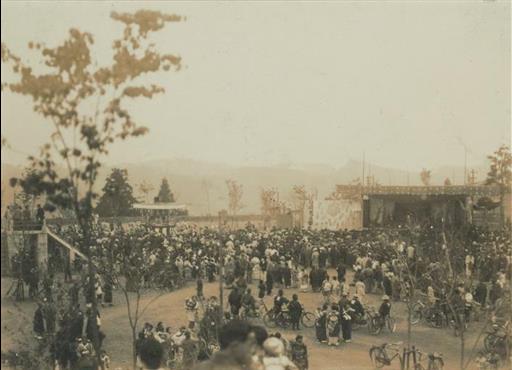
[378,295,392,324]
[273,289,289,316]
[262,337,298,370]
[288,294,303,331]
[350,294,365,320]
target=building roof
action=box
[334,184,502,197]
[133,203,187,211]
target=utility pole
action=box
[362,152,365,188]
[218,231,225,324]
[456,137,470,185]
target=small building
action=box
[316,184,508,230]
[132,203,188,233]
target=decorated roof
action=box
[334,184,503,197]
[133,203,188,210]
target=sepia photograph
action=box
[1,1,511,369]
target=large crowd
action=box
[9,219,512,369]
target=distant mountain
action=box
[1,158,490,216]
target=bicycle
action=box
[369,341,404,368]
[262,303,316,329]
[414,349,444,370]
[369,343,443,370]
[484,320,510,353]
[367,308,397,335]
[411,296,435,326]
[476,350,501,370]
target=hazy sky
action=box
[1,1,510,171]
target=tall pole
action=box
[362,152,365,187]
[218,228,225,324]
[464,149,467,185]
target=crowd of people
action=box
[18,219,511,369]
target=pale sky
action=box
[1,0,510,171]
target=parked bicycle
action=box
[367,306,397,335]
[369,343,443,370]
[262,303,316,329]
[484,320,510,354]
[475,350,501,370]
[414,349,444,370]
[369,341,404,368]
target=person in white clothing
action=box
[355,279,366,302]
[262,337,298,370]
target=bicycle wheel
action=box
[430,358,444,370]
[426,313,443,329]
[276,312,291,329]
[387,317,397,333]
[368,317,382,335]
[369,346,387,368]
[301,312,316,328]
[411,303,423,325]
[263,312,277,329]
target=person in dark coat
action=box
[283,265,292,288]
[33,303,45,338]
[228,287,243,317]
[383,274,393,297]
[70,309,84,341]
[336,263,346,283]
[489,281,503,307]
[266,274,274,296]
[288,294,303,330]
[35,204,45,224]
[474,281,487,306]
[196,277,204,299]
[44,303,57,334]
[291,335,309,370]
[104,278,113,306]
[315,304,328,343]
[258,280,266,299]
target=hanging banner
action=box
[311,199,362,230]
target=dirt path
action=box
[1,272,489,370]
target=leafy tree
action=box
[96,168,136,217]
[155,177,175,203]
[420,168,431,186]
[485,145,511,227]
[2,9,182,362]
[485,145,511,188]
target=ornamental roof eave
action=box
[334,184,503,197]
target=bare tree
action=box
[291,185,313,228]
[225,179,244,217]
[420,169,432,186]
[138,180,154,203]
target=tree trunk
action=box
[460,330,465,370]
[407,304,412,350]
[83,223,101,358]
[219,242,225,325]
[132,327,137,370]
